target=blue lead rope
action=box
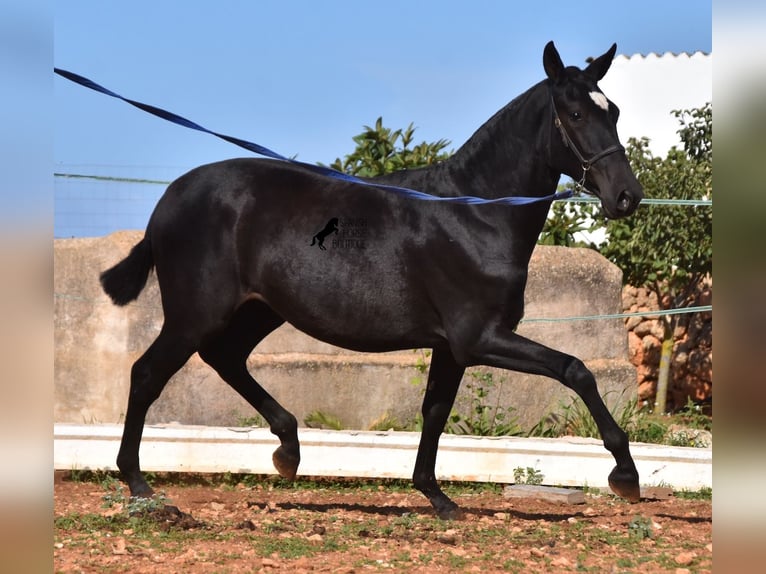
[55,67,573,206]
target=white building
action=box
[600,51,712,156]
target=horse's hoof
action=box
[129,483,155,499]
[434,500,463,521]
[436,506,464,521]
[161,503,183,517]
[272,446,300,481]
[608,466,641,502]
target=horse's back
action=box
[144,158,448,348]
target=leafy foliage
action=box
[304,410,344,430]
[598,103,712,412]
[444,371,523,437]
[513,466,544,485]
[329,117,452,177]
[599,130,712,290]
[538,198,602,247]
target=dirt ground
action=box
[54,473,712,573]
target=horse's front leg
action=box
[412,347,465,519]
[466,327,640,502]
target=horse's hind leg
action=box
[469,329,640,502]
[117,327,197,497]
[198,300,300,480]
[412,347,465,519]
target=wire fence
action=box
[55,167,182,238]
[54,170,713,238]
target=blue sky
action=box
[54,0,712,236]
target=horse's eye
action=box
[570,111,583,122]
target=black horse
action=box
[100,42,643,519]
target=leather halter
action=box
[551,94,624,192]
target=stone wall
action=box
[55,232,637,431]
[622,279,713,411]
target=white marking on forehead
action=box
[589,91,609,111]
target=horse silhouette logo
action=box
[310,217,339,250]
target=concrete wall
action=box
[54,231,635,431]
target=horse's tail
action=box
[100,235,154,306]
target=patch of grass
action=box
[502,558,527,572]
[304,410,345,430]
[674,397,712,431]
[616,556,635,568]
[675,486,712,500]
[251,535,318,559]
[54,512,117,532]
[527,392,713,448]
[440,480,503,498]
[446,552,469,569]
[236,413,267,427]
[367,412,407,431]
[530,391,642,440]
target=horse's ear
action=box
[585,43,617,81]
[543,41,565,84]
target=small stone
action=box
[551,556,572,567]
[493,512,508,520]
[307,533,323,542]
[675,551,696,565]
[438,529,459,545]
[530,547,545,557]
[111,537,128,555]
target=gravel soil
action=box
[54,473,712,573]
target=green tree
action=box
[598,103,712,413]
[538,199,602,247]
[329,117,451,177]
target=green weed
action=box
[445,370,523,436]
[627,515,654,540]
[236,413,267,427]
[513,466,544,485]
[304,410,344,430]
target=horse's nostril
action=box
[616,190,633,213]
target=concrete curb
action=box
[54,423,711,491]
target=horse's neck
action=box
[372,80,558,255]
[446,81,557,200]
[373,81,557,202]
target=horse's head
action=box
[543,41,643,219]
